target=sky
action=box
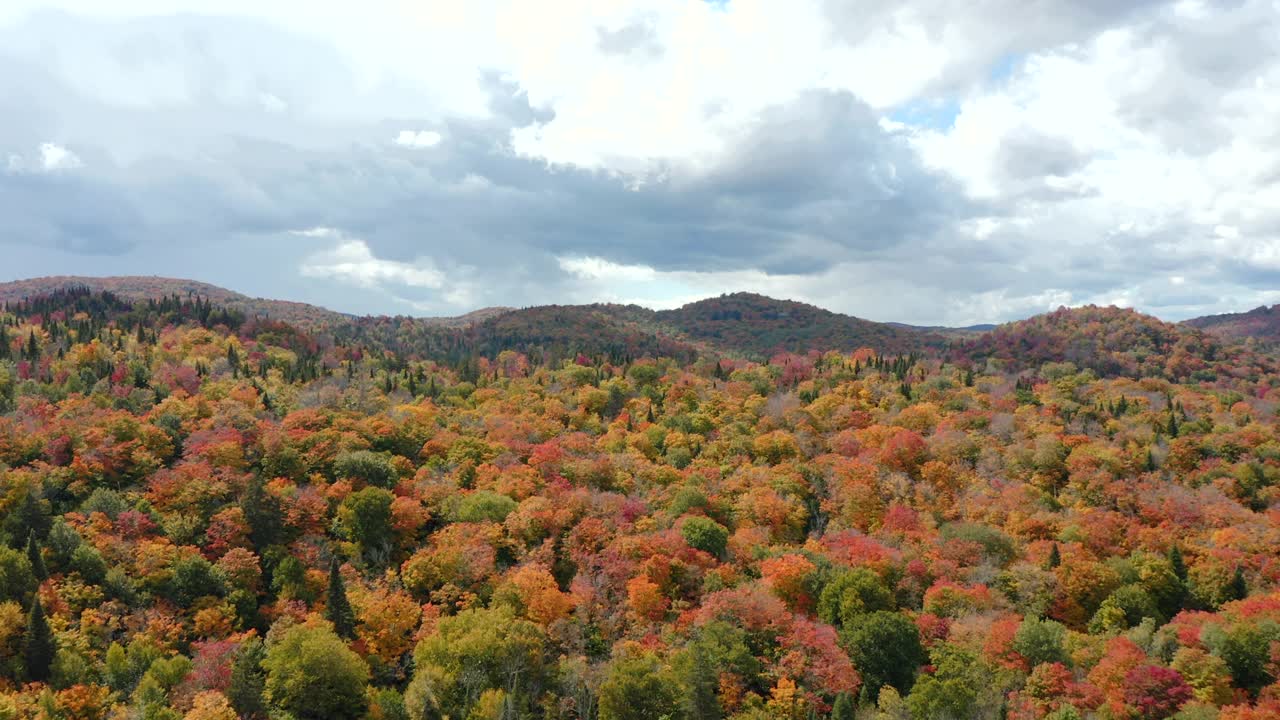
[1,0,1279,325]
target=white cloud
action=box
[5,0,1280,323]
[300,237,446,289]
[395,130,442,148]
[3,143,83,173]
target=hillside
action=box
[0,276,349,329]
[0,276,513,330]
[654,292,945,357]
[1184,304,1280,344]
[1,286,1279,720]
[950,304,1275,381]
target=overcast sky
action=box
[2,0,1278,324]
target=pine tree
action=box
[1046,543,1061,570]
[831,692,855,720]
[24,596,56,683]
[1168,545,1187,582]
[228,635,268,720]
[325,557,357,640]
[1229,566,1247,601]
[26,533,47,581]
[1167,412,1179,438]
[681,641,721,720]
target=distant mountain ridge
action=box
[0,276,511,330]
[1183,304,1280,345]
[8,276,1280,370]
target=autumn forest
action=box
[0,280,1278,720]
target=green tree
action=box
[452,491,518,523]
[1012,616,1068,668]
[841,611,925,699]
[906,644,993,720]
[831,692,855,720]
[241,476,284,550]
[338,487,395,565]
[0,546,36,605]
[1217,621,1280,696]
[818,568,894,628]
[675,639,721,720]
[1089,584,1162,633]
[25,534,46,582]
[1228,566,1247,601]
[23,596,56,683]
[166,555,224,605]
[1168,545,1187,582]
[598,651,680,720]
[333,450,399,488]
[262,621,370,720]
[405,606,546,720]
[325,558,356,640]
[3,491,49,547]
[681,517,729,558]
[228,635,268,720]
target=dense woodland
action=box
[0,286,1278,720]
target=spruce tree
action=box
[325,557,357,640]
[831,692,855,720]
[1229,566,1248,601]
[228,635,268,720]
[1046,543,1061,570]
[26,533,47,581]
[1169,545,1188,582]
[681,641,720,720]
[24,596,56,683]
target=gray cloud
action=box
[596,17,663,58]
[1,3,1278,325]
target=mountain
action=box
[0,276,511,330]
[1183,304,1280,345]
[0,276,349,328]
[653,292,945,357]
[949,304,1273,381]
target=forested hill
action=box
[950,305,1277,382]
[1,286,1280,719]
[0,279,948,362]
[1185,304,1280,346]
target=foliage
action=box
[0,287,1277,718]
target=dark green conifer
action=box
[831,692,855,720]
[1169,545,1187,582]
[23,596,56,683]
[26,533,47,581]
[325,557,357,640]
[1229,566,1248,601]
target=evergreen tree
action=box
[26,533,47,581]
[240,476,283,550]
[1229,566,1248,601]
[1167,412,1179,438]
[1046,543,1061,570]
[4,491,49,546]
[23,596,56,683]
[1169,545,1188,582]
[680,641,721,720]
[228,635,268,720]
[326,557,357,640]
[831,692,855,720]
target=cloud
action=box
[1,1,1279,324]
[395,130,442,148]
[300,236,446,289]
